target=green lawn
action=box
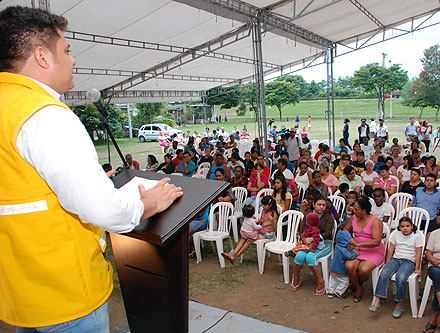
[95,99,440,168]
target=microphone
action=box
[86,88,108,119]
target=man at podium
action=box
[0,6,183,332]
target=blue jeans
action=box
[291,160,298,174]
[294,243,331,267]
[16,301,109,333]
[428,266,440,311]
[374,258,415,302]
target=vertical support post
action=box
[252,15,269,163]
[127,103,133,142]
[326,50,332,148]
[330,46,336,149]
[390,97,393,118]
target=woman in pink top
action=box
[374,164,397,196]
[345,196,385,303]
[319,162,339,193]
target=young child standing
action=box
[222,204,260,265]
[370,217,424,317]
[340,190,358,228]
[328,230,359,298]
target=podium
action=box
[110,170,229,333]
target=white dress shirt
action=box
[16,79,144,233]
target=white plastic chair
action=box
[327,187,332,196]
[328,195,346,221]
[230,187,248,242]
[192,173,206,179]
[171,172,183,176]
[193,202,234,268]
[389,193,413,229]
[255,188,273,209]
[310,140,319,156]
[371,223,391,306]
[297,183,308,202]
[398,207,430,235]
[316,220,338,292]
[390,175,400,190]
[261,210,304,283]
[333,189,340,197]
[418,276,434,317]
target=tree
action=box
[236,103,247,116]
[402,78,429,117]
[420,44,440,120]
[134,103,164,125]
[240,82,257,116]
[351,63,408,119]
[106,104,125,138]
[265,80,300,121]
[206,86,241,109]
[73,104,102,141]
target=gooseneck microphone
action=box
[86,89,129,169]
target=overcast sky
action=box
[283,24,439,83]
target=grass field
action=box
[95,98,440,167]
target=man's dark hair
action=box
[183,151,190,157]
[338,183,349,193]
[356,150,365,156]
[280,151,289,158]
[425,173,437,181]
[102,163,112,172]
[176,149,183,155]
[343,165,354,176]
[0,6,68,71]
[278,158,288,167]
[378,164,389,172]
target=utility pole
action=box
[380,52,388,67]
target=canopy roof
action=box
[2,0,439,105]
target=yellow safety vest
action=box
[0,72,113,327]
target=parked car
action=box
[138,124,183,142]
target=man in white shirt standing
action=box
[404,117,419,142]
[0,6,183,331]
[370,118,377,139]
[376,118,389,143]
[283,127,300,173]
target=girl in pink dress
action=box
[345,196,385,303]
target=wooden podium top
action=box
[113,170,229,246]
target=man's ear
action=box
[34,46,50,69]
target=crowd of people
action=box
[104,117,440,329]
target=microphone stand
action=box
[98,103,130,170]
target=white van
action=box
[138,124,183,142]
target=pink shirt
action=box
[249,174,269,196]
[375,176,397,189]
[322,173,339,189]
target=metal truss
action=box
[73,67,236,83]
[349,0,383,28]
[100,24,252,99]
[173,0,332,47]
[274,0,343,22]
[64,89,202,102]
[65,31,280,70]
[335,9,440,58]
[31,0,50,11]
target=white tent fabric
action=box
[1,0,439,105]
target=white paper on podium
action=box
[117,176,159,201]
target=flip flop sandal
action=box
[352,294,362,303]
[292,277,303,292]
[315,287,326,296]
[369,304,381,312]
[423,323,437,333]
[221,252,235,265]
[392,307,404,318]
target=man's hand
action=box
[138,178,183,220]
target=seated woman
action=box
[422,228,440,333]
[385,156,397,177]
[271,173,292,213]
[334,153,351,179]
[240,129,250,141]
[361,160,378,186]
[397,155,414,185]
[145,154,159,171]
[319,162,339,193]
[295,161,313,188]
[345,196,385,303]
[374,164,397,196]
[157,153,176,174]
[401,167,425,195]
[310,170,328,197]
[229,165,249,190]
[199,147,213,166]
[244,162,269,207]
[423,156,440,178]
[292,194,335,296]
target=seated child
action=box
[285,212,324,257]
[328,230,359,298]
[258,195,279,239]
[222,204,262,265]
[338,183,349,201]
